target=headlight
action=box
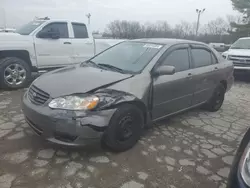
[48,95,99,110]
[240,142,250,186]
[222,53,227,59]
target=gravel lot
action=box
[0,80,250,188]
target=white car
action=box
[222,37,250,72]
[0,18,124,89]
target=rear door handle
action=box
[188,73,192,76]
[214,67,218,70]
[64,42,71,44]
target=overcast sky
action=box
[1,0,238,31]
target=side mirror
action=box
[38,29,60,39]
[153,66,175,76]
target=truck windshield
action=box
[231,39,250,49]
[88,42,163,74]
[16,21,45,35]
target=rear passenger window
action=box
[72,23,88,38]
[162,49,190,72]
[192,49,212,68]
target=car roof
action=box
[38,19,87,25]
[238,37,250,40]
[131,38,205,45]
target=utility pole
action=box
[195,8,205,36]
[86,13,91,25]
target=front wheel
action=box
[204,83,226,112]
[102,104,144,152]
[0,57,31,89]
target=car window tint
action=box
[42,23,68,38]
[162,49,189,72]
[192,49,212,68]
[72,23,88,38]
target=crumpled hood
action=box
[0,32,32,41]
[33,65,133,98]
[225,49,250,56]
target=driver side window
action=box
[162,48,190,72]
[40,23,69,38]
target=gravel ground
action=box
[0,80,250,188]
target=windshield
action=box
[231,39,250,49]
[16,20,45,35]
[88,42,163,73]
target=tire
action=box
[0,57,31,89]
[102,104,144,152]
[227,128,250,188]
[204,83,226,112]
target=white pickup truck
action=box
[0,19,124,89]
[222,37,250,73]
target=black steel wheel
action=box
[102,104,144,152]
[204,83,226,112]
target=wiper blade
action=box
[97,63,125,73]
[81,60,98,67]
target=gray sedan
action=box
[22,38,234,152]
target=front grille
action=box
[229,55,250,64]
[54,132,77,143]
[28,85,50,105]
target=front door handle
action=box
[64,42,71,44]
[214,67,218,70]
[188,73,192,76]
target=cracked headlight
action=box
[239,142,250,186]
[48,95,99,110]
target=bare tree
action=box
[104,16,242,44]
[203,17,229,35]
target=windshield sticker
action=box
[143,44,162,49]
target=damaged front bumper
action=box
[22,92,116,146]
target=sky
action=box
[0,0,238,31]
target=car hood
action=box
[33,65,133,98]
[0,32,32,41]
[224,49,250,56]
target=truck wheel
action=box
[204,83,226,112]
[102,104,144,152]
[0,57,31,89]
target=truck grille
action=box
[228,55,250,65]
[28,85,50,105]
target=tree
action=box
[203,18,229,35]
[230,0,250,36]
[104,17,237,44]
[106,20,143,39]
[231,0,250,16]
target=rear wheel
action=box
[204,83,226,112]
[0,57,31,89]
[102,104,144,152]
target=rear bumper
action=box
[22,92,116,146]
